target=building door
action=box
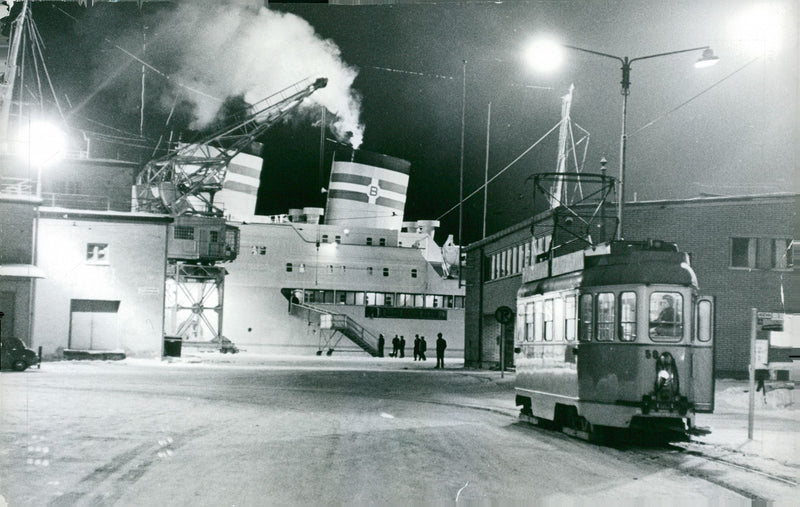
[0,291,14,339]
[69,299,120,350]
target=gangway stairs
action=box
[287,301,380,356]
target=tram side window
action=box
[565,295,576,341]
[596,293,615,341]
[620,292,637,342]
[543,299,554,341]
[650,292,683,341]
[697,300,712,342]
[525,302,534,341]
[579,294,593,341]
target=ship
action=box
[202,148,466,356]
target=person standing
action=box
[391,335,399,357]
[377,334,385,357]
[399,335,406,358]
[435,332,447,369]
[413,334,420,361]
[419,336,427,361]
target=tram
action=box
[514,239,715,441]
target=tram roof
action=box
[518,248,698,298]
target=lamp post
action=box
[527,41,719,239]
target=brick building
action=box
[464,193,798,378]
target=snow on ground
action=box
[37,351,800,483]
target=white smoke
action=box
[162,1,364,148]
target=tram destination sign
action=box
[757,312,784,332]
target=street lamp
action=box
[525,40,719,239]
[18,119,67,197]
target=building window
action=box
[321,234,329,243]
[174,226,194,240]
[366,237,373,246]
[86,243,109,264]
[383,268,389,277]
[327,265,334,274]
[250,245,267,255]
[731,237,794,270]
[299,263,306,273]
[379,238,386,246]
[286,263,293,272]
[335,235,341,244]
[367,267,373,275]
[411,269,418,278]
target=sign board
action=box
[494,306,514,325]
[754,338,769,367]
[757,312,784,332]
[320,314,332,329]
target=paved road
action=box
[0,358,756,505]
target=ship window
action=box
[579,294,593,341]
[650,292,683,341]
[373,293,384,305]
[338,292,347,304]
[365,292,376,305]
[286,263,293,272]
[174,226,194,240]
[323,291,334,304]
[355,292,365,305]
[564,295,576,341]
[525,302,534,342]
[367,267,373,275]
[454,296,465,309]
[379,238,386,246]
[620,292,637,341]
[383,268,389,277]
[596,293,615,341]
[424,295,434,308]
[414,294,425,307]
[327,265,334,274]
[86,243,109,264]
[411,269,418,278]
[335,235,341,244]
[341,266,346,274]
[445,296,454,308]
[543,299,554,341]
[366,237,373,246]
[384,293,393,306]
[432,295,443,308]
[299,263,306,273]
[322,234,329,243]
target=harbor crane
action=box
[135,76,328,353]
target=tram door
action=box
[692,296,715,412]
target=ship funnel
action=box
[325,150,411,230]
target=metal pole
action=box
[617,58,630,240]
[500,323,505,378]
[458,60,466,288]
[482,102,491,239]
[748,307,757,440]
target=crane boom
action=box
[134,76,328,216]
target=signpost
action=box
[748,309,784,439]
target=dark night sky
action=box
[27,0,799,244]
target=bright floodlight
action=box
[694,48,720,68]
[524,38,564,73]
[20,120,67,167]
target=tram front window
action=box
[649,292,683,340]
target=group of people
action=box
[376,332,447,368]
